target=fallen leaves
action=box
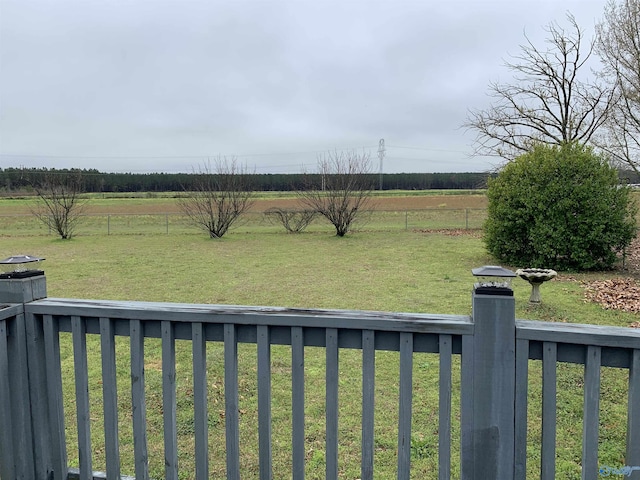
[583,278,640,313]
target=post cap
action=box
[0,255,45,278]
[472,265,516,277]
[0,255,45,265]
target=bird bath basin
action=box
[516,268,557,303]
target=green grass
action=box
[0,208,489,236]
[2,230,637,478]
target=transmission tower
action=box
[378,138,385,190]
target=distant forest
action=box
[0,168,494,193]
[1,167,638,193]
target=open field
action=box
[0,192,489,236]
[0,192,637,478]
[0,190,489,215]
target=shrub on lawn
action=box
[484,142,637,270]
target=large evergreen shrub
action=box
[484,143,637,270]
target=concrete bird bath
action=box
[516,268,557,304]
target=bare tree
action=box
[464,14,612,160]
[264,207,318,233]
[31,170,87,240]
[297,151,374,237]
[178,157,255,238]
[595,0,640,174]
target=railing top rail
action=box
[517,319,640,349]
[0,304,22,320]
[26,298,473,335]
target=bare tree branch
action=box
[264,207,318,233]
[464,13,612,160]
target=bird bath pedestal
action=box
[516,268,557,304]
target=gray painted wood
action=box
[291,326,305,480]
[224,323,240,480]
[257,325,273,480]
[541,342,557,480]
[9,311,35,477]
[460,334,474,479]
[192,322,209,479]
[8,286,640,479]
[72,315,93,479]
[517,320,640,349]
[627,349,640,468]
[130,319,149,480]
[326,328,339,480]
[43,314,68,479]
[27,298,473,336]
[582,346,601,480]
[25,311,59,478]
[397,332,413,480]
[0,319,15,480]
[438,334,452,480]
[514,338,529,480]
[162,320,178,480]
[99,317,121,480]
[361,330,375,480]
[66,468,136,480]
[470,292,516,480]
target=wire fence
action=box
[0,208,488,237]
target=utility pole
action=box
[378,139,385,190]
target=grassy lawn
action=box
[1,223,637,477]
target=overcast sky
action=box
[0,0,609,174]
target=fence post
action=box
[0,274,66,479]
[463,271,516,479]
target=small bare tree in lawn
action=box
[31,169,87,240]
[298,151,374,237]
[264,207,318,233]
[178,157,255,238]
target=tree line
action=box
[0,167,493,194]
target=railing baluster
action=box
[438,334,452,480]
[8,310,34,476]
[460,334,474,479]
[514,338,529,480]
[397,332,413,480]
[130,319,149,480]
[582,346,601,480]
[627,349,640,468]
[257,325,273,479]
[71,315,93,479]
[224,323,240,480]
[291,326,305,480]
[42,319,68,476]
[541,341,557,480]
[361,330,375,480]
[326,328,339,480]
[192,322,209,479]
[162,320,178,480]
[0,318,15,480]
[99,317,121,479]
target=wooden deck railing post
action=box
[0,274,67,479]
[462,277,516,479]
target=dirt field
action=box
[251,194,487,212]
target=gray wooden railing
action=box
[0,274,639,479]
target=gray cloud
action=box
[0,0,608,173]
